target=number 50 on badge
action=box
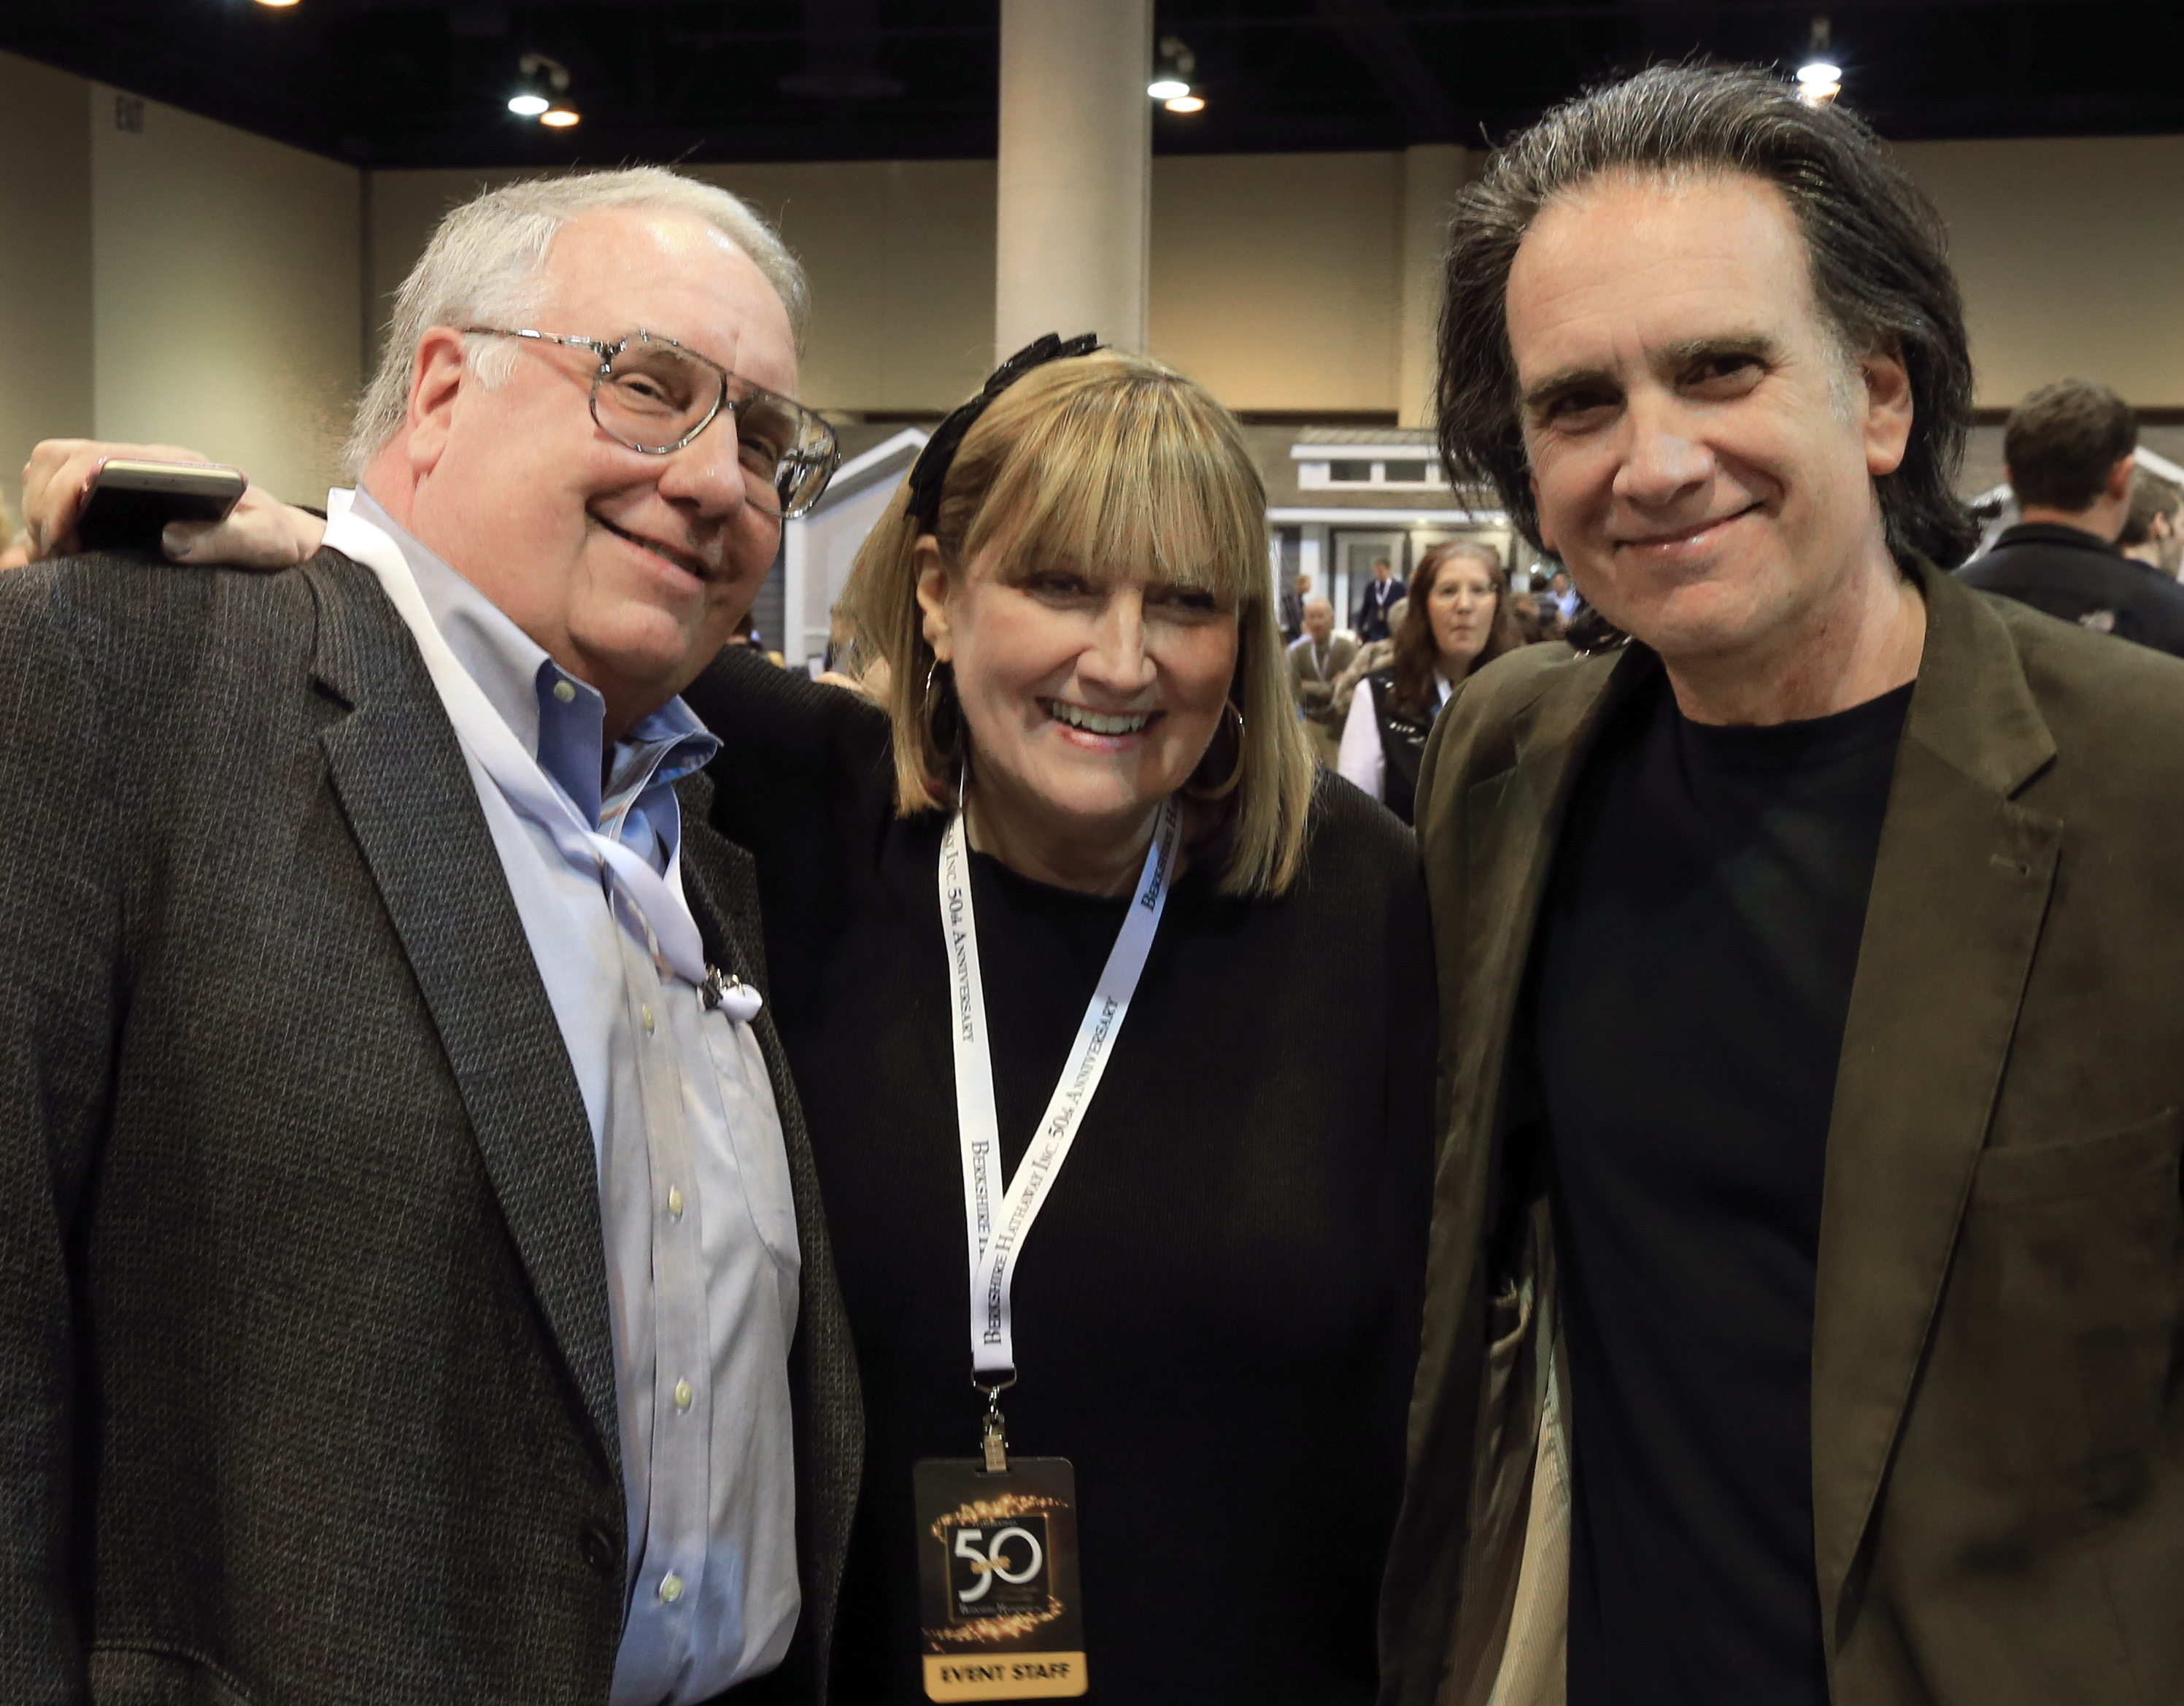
[913,1457,1087,1699]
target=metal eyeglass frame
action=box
[460,325,841,519]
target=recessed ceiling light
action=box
[1165,95,1205,114]
[255,0,301,8]
[539,107,581,128]
[1147,77,1189,100]
[507,93,550,117]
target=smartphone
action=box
[75,459,247,552]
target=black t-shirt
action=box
[1528,668,1912,1705]
[683,650,1435,1705]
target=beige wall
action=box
[0,52,93,514]
[1896,136,2184,409]
[7,69,2184,511]
[368,151,1407,417]
[367,160,997,418]
[90,85,360,503]
[1149,151,1404,412]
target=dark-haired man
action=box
[1354,555,1405,641]
[1958,379,2184,655]
[2120,465,2184,579]
[1384,63,2184,1706]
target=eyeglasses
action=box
[462,325,841,520]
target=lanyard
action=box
[323,489,736,1003]
[939,796,1180,1383]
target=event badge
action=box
[913,1453,1087,1700]
[919,798,1177,1700]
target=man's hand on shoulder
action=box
[22,439,328,569]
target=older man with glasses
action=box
[1,168,857,1706]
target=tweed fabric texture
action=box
[0,548,856,1705]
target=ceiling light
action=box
[509,50,570,121]
[1796,15,1841,106]
[1149,35,1196,103]
[254,0,301,8]
[1164,95,1205,114]
[539,107,580,128]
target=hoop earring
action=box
[1184,700,1246,801]
[925,655,964,764]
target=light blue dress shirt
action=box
[349,490,803,1705]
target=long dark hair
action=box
[1387,541,1522,717]
[1437,63,1977,570]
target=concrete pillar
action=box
[995,0,1152,360]
[1397,143,1468,430]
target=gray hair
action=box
[344,166,808,476]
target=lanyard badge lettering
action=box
[912,798,1180,1703]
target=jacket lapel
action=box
[1453,646,1654,1096]
[304,550,622,1471]
[1809,563,2061,1643]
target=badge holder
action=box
[914,1375,1087,1701]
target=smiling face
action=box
[384,207,795,734]
[917,537,1239,856]
[1427,552,1500,673]
[1507,170,1912,673]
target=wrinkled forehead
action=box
[540,207,800,397]
[1507,168,1823,368]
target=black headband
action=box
[903,331,1101,531]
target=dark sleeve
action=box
[0,570,123,1703]
[679,648,899,1007]
[1360,808,1438,1628]
[679,648,895,875]
[1298,784,1438,1686]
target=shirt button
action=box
[552,678,577,704]
[668,1186,684,1219]
[675,1379,693,1411]
[641,1004,655,1035]
[659,1572,684,1604]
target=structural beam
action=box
[995,0,1152,358]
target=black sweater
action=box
[684,652,1435,1705]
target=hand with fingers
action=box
[21,439,327,568]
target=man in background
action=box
[1279,567,1311,642]
[1959,377,2184,654]
[1354,555,1405,641]
[2117,464,2184,579]
[1286,594,1355,762]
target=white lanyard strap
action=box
[940,796,1181,1378]
[323,490,714,989]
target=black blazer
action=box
[1958,520,2184,657]
[0,548,860,1705]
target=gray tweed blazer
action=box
[0,548,862,1705]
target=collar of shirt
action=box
[349,487,721,871]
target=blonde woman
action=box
[683,341,1430,1703]
[28,342,1432,1703]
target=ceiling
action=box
[4,1,2183,171]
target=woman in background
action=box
[1339,539,1519,823]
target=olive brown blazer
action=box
[0,549,862,1705]
[1379,559,2184,1706]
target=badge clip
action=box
[978,1376,1014,1474]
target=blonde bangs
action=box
[852,347,1317,897]
[955,358,1268,608]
